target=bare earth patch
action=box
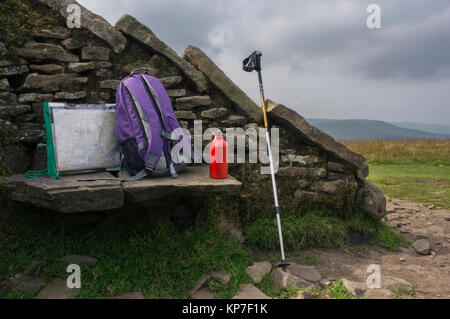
[296,198,450,299]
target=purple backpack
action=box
[115,72,190,179]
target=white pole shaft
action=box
[265,128,286,262]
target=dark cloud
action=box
[78,0,450,125]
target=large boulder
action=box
[356,180,387,219]
[182,45,262,123]
[115,15,207,93]
[38,0,127,54]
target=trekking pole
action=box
[243,51,289,271]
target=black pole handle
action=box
[243,51,262,72]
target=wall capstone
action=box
[38,0,127,54]
[115,14,208,93]
[182,45,262,124]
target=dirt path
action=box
[307,198,450,298]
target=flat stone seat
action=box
[0,166,241,214]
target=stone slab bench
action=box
[0,166,241,214]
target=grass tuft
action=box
[390,284,416,299]
[326,280,358,299]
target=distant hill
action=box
[307,119,450,141]
[390,122,450,136]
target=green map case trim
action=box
[25,101,60,179]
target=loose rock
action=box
[412,239,431,255]
[341,279,366,297]
[201,108,229,119]
[174,110,196,120]
[245,261,272,283]
[232,284,270,299]
[37,26,71,39]
[270,267,313,289]
[36,279,78,299]
[67,62,96,73]
[210,270,231,285]
[287,263,322,282]
[175,96,211,110]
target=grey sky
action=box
[79,0,450,125]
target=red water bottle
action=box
[210,132,228,179]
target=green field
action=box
[344,139,450,209]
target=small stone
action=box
[399,257,406,262]
[319,277,337,288]
[210,270,231,285]
[61,38,82,50]
[9,275,45,296]
[277,167,308,177]
[327,162,347,173]
[175,95,211,110]
[64,255,98,265]
[175,110,196,120]
[167,89,186,98]
[160,76,182,88]
[341,279,366,297]
[0,65,29,76]
[287,263,322,282]
[232,284,270,299]
[189,274,209,297]
[327,172,345,181]
[67,62,96,73]
[37,26,71,39]
[245,261,272,283]
[221,115,247,127]
[36,279,78,299]
[100,79,121,90]
[270,267,313,289]
[290,291,313,299]
[55,91,87,100]
[96,62,113,69]
[191,287,215,299]
[96,69,112,78]
[29,64,63,74]
[412,239,431,255]
[365,288,393,299]
[201,108,229,119]
[81,46,110,61]
[428,205,435,209]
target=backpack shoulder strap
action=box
[139,75,179,178]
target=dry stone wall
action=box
[0,0,385,220]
